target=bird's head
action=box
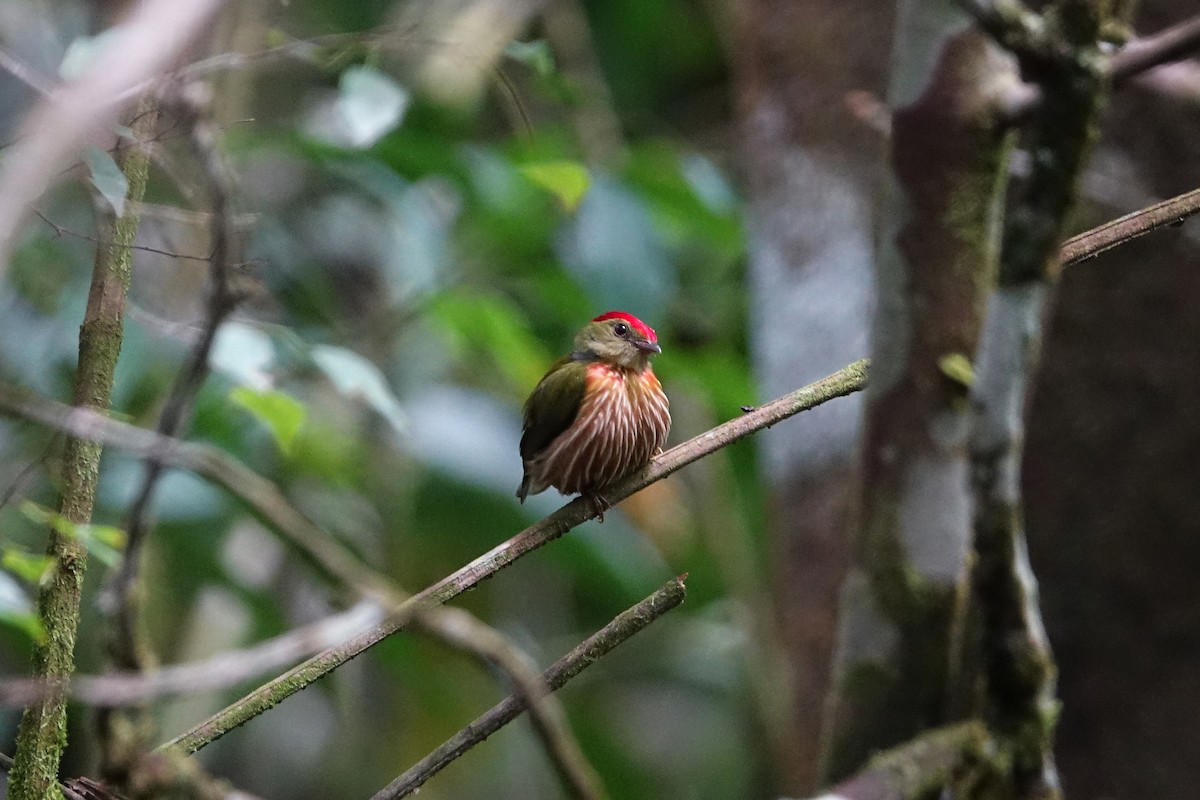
[575,311,661,370]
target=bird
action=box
[517,311,671,520]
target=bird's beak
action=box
[635,339,662,354]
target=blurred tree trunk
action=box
[738,0,1200,796]
[818,9,1017,780]
[735,1,892,790]
[1025,3,1200,797]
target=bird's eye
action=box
[613,323,629,336]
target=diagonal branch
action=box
[797,722,994,800]
[1058,185,1200,266]
[1111,13,1200,85]
[410,607,608,800]
[0,362,866,785]
[0,602,385,708]
[159,360,869,756]
[375,576,688,799]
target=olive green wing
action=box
[519,357,588,462]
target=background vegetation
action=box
[0,1,1198,799]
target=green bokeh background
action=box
[0,2,782,798]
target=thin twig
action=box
[34,209,215,263]
[411,607,607,800]
[375,576,687,799]
[1111,13,1200,85]
[160,360,869,756]
[105,90,243,675]
[541,0,625,164]
[0,602,385,708]
[113,26,427,106]
[1058,185,1200,266]
[1133,60,1200,104]
[0,436,59,514]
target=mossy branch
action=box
[964,1,1124,798]
[801,722,995,800]
[7,98,157,800]
[373,576,688,799]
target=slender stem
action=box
[411,607,608,800]
[0,602,385,707]
[374,576,688,799]
[6,98,156,800]
[159,360,868,756]
[1058,186,1200,266]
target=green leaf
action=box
[505,40,556,78]
[519,161,591,212]
[18,501,126,568]
[0,571,44,642]
[230,387,307,454]
[82,524,127,551]
[0,609,46,644]
[19,500,55,528]
[430,291,553,393]
[86,146,129,216]
[338,65,410,148]
[71,523,127,568]
[938,352,975,388]
[1,547,55,585]
[312,345,408,436]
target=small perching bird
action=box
[517,311,671,520]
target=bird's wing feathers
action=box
[519,357,588,461]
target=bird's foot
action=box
[586,493,612,523]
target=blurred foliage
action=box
[0,1,772,798]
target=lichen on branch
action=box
[7,98,158,800]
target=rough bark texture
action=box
[736,0,892,789]
[819,16,1017,781]
[8,100,156,800]
[961,3,1115,798]
[968,286,1063,800]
